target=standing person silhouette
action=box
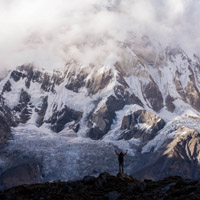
[115,150,128,174]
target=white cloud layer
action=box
[0,0,200,72]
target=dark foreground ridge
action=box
[1,172,200,200]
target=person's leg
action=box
[122,163,124,174]
[119,163,122,174]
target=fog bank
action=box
[0,0,200,73]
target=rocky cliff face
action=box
[133,126,200,180]
[0,115,11,145]
[1,42,200,186]
[120,110,165,142]
[1,44,200,138]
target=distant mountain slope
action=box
[1,39,200,187]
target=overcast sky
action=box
[0,0,200,73]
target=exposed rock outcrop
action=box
[64,67,114,95]
[134,127,200,180]
[0,115,11,145]
[185,81,200,111]
[47,106,82,133]
[10,70,25,82]
[87,71,143,140]
[35,96,48,127]
[142,81,164,112]
[16,65,65,92]
[13,90,32,123]
[165,94,175,112]
[88,95,122,140]
[86,70,113,95]
[2,81,11,93]
[0,96,17,127]
[120,110,165,142]
[65,70,87,93]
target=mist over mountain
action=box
[0,0,200,73]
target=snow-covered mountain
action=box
[1,38,200,188]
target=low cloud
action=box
[0,0,200,73]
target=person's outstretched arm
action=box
[123,150,128,156]
[115,150,119,156]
